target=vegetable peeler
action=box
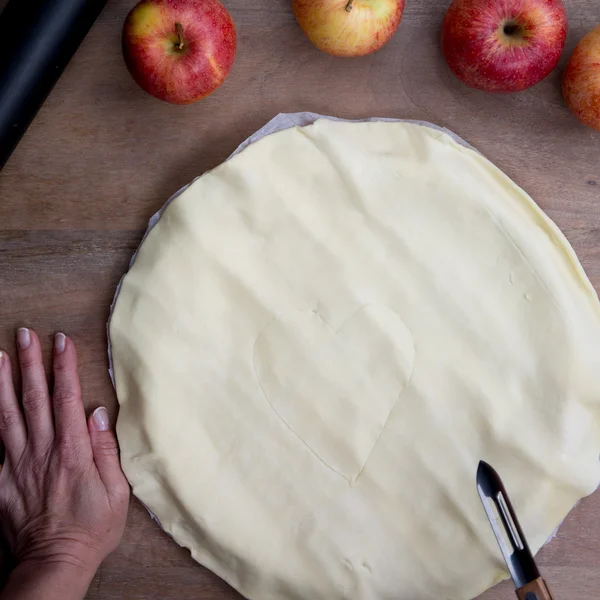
[477,461,554,600]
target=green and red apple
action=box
[292,0,405,58]
[563,25,600,131]
[123,0,236,104]
[442,0,567,93]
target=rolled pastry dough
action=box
[110,120,600,600]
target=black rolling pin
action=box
[0,0,108,170]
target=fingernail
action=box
[92,407,110,431]
[0,351,4,368]
[55,333,66,354]
[17,328,31,350]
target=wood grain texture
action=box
[0,0,599,598]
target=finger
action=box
[88,407,129,500]
[0,350,27,460]
[17,328,54,446]
[52,334,91,458]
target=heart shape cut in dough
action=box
[253,306,415,482]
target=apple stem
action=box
[175,22,184,51]
[345,0,353,12]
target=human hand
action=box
[0,329,130,599]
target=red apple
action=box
[292,0,405,58]
[441,0,567,93]
[563,25,600,131]
[123,0,236,104]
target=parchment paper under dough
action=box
[108,115,600,600]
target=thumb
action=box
[88,407,128,497]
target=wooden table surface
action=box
[0,0,599,598]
